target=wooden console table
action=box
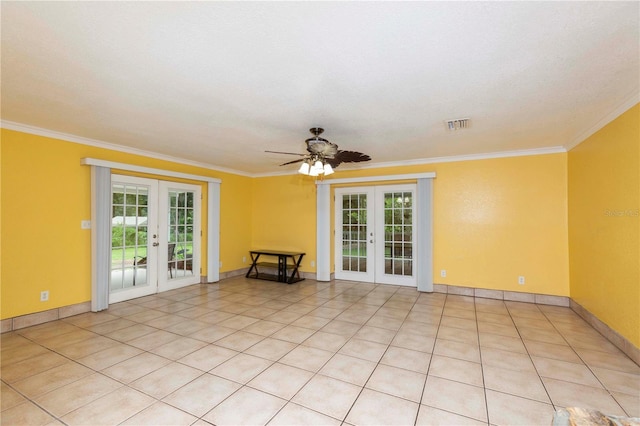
[246,250,305,284]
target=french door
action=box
[109,175,201,303]
[335,184,417,286]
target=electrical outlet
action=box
[518,276,525,285]
[310,260,315,267]
[440,269,447,278]
[81,220,91,229]
[219,261,223,268]
[242,256,246,263]
[40,291,49,302]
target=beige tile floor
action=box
[2,277,639,425]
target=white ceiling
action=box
[2,1,638,176]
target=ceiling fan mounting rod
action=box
[309,127,324,136]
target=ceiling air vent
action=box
[445,118,470,131]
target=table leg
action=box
[287,254,305,284]
[278,255,286,282]
[246,252,261,278]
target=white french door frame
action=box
[317,172,435,292]
[84,158,221,312]
[109,175,160,304]
[374,184,417,286]
[108,177,202,303]
[334,187,375,283]
[334,185,417,287]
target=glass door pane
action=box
[383,191,413,276]
[110,176,158,303]
[376,185,416,286]
[342,193,368,272]
[159,182,201,291]
[335,187,374,283]
[168,190,194,280]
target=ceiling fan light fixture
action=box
[298,162,310,175]
[298,157,333,177]
[267,127,371,176]
[308,166,320,177]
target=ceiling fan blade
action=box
[269,129,370,171]
[265,150,305,156]
[327,150,371,168]
[279,158,306,166]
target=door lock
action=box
[152,242,159,247]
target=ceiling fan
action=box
[266,128,371,176]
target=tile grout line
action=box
[537,307,631,417]
[320,281,401,424]
[134,281,326,424]
[3,279,638,425]
[419,294,493,425]
[6,323,121,425]
[194,280,394,424]
[29,300,234,423]
[473,296,491,426]
[504,302,559,413]
[8,285,247,424]
[414,292,445,425]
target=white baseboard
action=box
[1,301,92,332]
[570,299,640,367]
[432,283,570,307]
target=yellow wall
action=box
[251,174,318,270]
[432,155,569,295]
[253,153,570,296]
[568,104,639,347]
[219,171,253,273]
[1,129,252,319]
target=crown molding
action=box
[244,146,568,178]
[564,91,640,151]
[358,146,567,171]
[0,120,253,177]
[250,169,303,178]
[2,120,567,179]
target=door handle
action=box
[370,240,374,243]
[152,242,159,247]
